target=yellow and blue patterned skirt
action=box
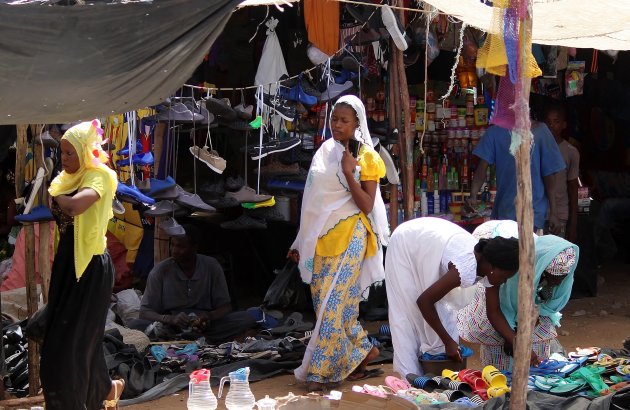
[306,219,373,383]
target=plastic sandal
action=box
[482,365,508,388]
[572,367,609,393]
[385,376,412,392]
[487,385,511,398]
[442,369,460,381]
[150,345,167,363]
[406,374,439,392]
[530,359,568,375]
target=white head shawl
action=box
[290,94,390,290]
[334,94,390,248]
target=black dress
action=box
[40,199,114,410]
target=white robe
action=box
[385,217,478,377]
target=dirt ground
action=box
[125,260,630,409]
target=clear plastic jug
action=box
[187,368,218,410]
[218,367,256,409]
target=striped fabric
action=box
[458,284,557,371]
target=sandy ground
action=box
[125,260,630,409]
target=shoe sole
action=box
[381,6,408,51]
[250,139,301,161]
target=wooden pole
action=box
[14,125,28,198]
[393,0,414,221]
[388,39,399,231]
[24,224,40,396]
[152,123,169,264]
[0,394,45,408]
[31,125,52,303]
[510,2,536,409]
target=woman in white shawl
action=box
[288,95,389,392]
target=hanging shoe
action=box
[174,186,216,212]
[381,5,408,51]
[155,103,205,123]
[15,205,54,223]
[320,81,354,102]
[262,94,296,121]
[205,97,237,120]
[116,140,143,157]
[247,137,301,161]
[144,176,176,197]
[218,118,254,131]
[116,184,156,206]
[225,186,272,203]
[233,103,254,120]
[145,200,186,217]
[160,217,185,236]
[115,152,154,167]
[220,214,267,230]
[35,131,58,148]
[189,145,226,174]
[184,100,215,125]
[112,198,126,215]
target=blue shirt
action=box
[473,123,565,229]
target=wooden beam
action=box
[24,224,40,396]
[14,126,27,198]
[0,394,45,409]
[388,38,399,231]
[152,123,169,264]
[510,2,536,409]
[30,125,52,303]
[393,0,413,221]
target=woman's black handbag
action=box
[24,305,49,344]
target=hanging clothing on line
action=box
[303,0,340,56]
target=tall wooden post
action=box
[24,224,40,396]
[510,1,536,408]
[388,39,399,231]
[153,123,169,263]
[31,125,52,302]
[15,125,28,198]
[393,0,414,221]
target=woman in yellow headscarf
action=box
[40,120,123,410]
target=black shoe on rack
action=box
[262,94,296,121]
[247,136,302,161]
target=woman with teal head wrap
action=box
[459,220,579,371]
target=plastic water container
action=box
[218,367,256,409]
[187,369,218,410]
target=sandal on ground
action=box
[104,379,125,410]
[306,381,326,392]
[385,375,412,392]
[347,368,384,381]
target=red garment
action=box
[1,224,52,292]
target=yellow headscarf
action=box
[49,120,118,280]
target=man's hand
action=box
[287,249,300,264]
[503,341,514,357]
[445,339,463,362]
[166,312,190,328]
[530,350,541,367]
[547,213,561,235]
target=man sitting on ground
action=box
[137,224,256,343]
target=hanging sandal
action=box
[104,379,125,410]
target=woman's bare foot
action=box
[347,346,380,381]
[307,381,326,392]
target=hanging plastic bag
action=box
[262,261,309,311]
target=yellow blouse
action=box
[316,145,386,257]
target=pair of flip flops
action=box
[532,375,587,396]
[458,369,489,400]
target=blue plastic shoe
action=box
[116,183,155,205]
[15,205,54,223]
[144,176,176,197]
[116,140,144,156]
[279,84,318,106]
[150,345,167,363]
